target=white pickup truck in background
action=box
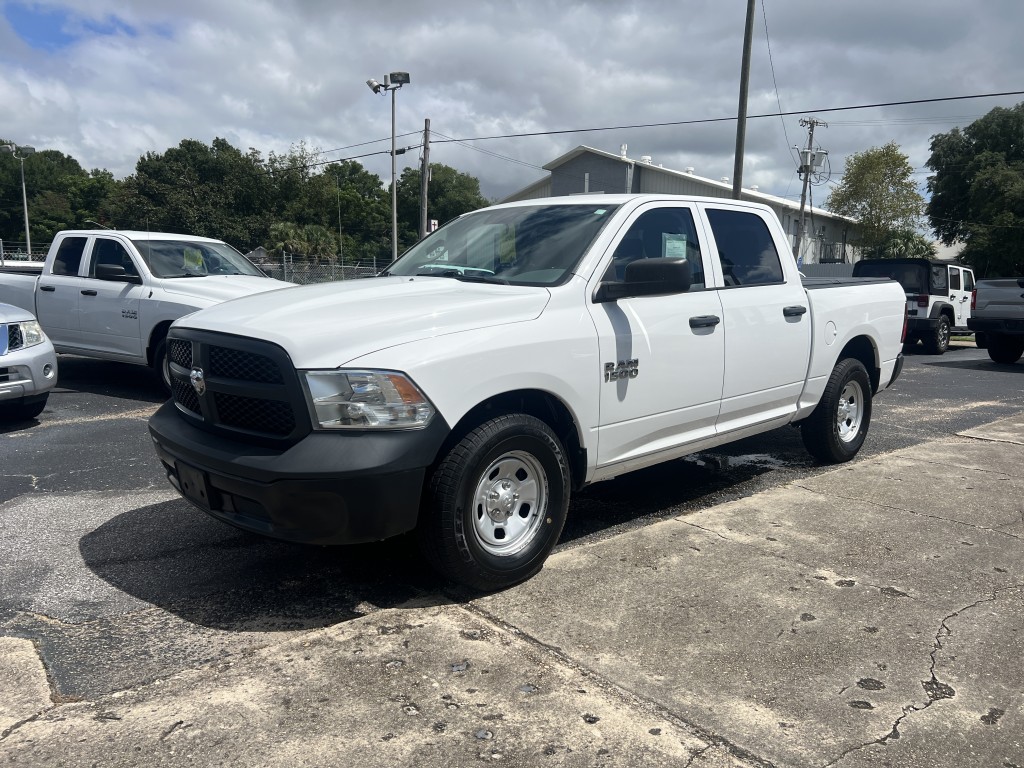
[0,230,292,389]
[148,194,907,590]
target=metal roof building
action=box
[501,145,862,264]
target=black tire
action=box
[1,397,47,422]
[418,413,570,591]
[987,334,1024,365]
[152,336,171,394]
[801,358,872,464]
[923,315,950,355]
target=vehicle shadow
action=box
[51,354,167,403]
[79,499,449,633]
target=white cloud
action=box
[1,0,1022,206]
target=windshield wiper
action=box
[413,269,507,284]
[452,273,508,285]
[167,272,207,278]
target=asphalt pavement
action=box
[2,404,1022,766]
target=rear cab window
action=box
[50,237,87,276]
[704,208,785,287]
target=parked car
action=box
[148,194,907,590]
[0,301,58,420]
[852,258,975,354]
[968,277,1024,364]
[0,230,293,390]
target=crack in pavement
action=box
[461,602,777,768]
[794,484,1023,542]
[821,583,1024,767]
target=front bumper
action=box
[148,401,451,545]
[0,341,58,404]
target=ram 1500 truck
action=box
[0,230,292,390]
[149,195,907,590]
[1,301,58,420]
[968,277,1024,364]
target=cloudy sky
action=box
[1,0,1022,211]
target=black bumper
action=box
[888,353,904,388]
[968,317,1024,335]
[148,400,451,545]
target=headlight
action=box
[17,320,47,349]
[303,370,435,429]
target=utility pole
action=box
[419,118,431,240]
[793,117,828,263]
[731,0,756,200]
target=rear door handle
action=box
[40,285,56,292]
[81,289,97,296]
[783,305,807,317]
[689,315,721,328]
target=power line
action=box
[431,90,1024,146]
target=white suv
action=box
[853,258,974,354]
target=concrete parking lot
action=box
[2,346,1023,767]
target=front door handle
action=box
[689,315,721,328]
[40,285,56,292]
[783,305,808,317]
[81,289,97,296]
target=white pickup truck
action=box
[148,195,906,590]
[0,230,292,389]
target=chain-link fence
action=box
[250,252,382,284]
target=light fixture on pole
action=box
[1,142,36,257]
[366,71,410,264]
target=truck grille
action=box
[6,324,24,351]
[166,329,309,444]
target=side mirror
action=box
[594,258,692,303]
[95,263,142,284]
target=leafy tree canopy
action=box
[927,102,1024,277]
[826,142,925,254]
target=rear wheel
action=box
[418,413,570,591]
[801,358,872,464]
[987,334,1024,365]
[923,316,950,355]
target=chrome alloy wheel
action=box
[836,379,865,444]
[472,450,548,556]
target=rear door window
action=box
[948,267,961,291]
[705,209,784,287]
[51,237,87,276]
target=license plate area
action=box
[176,461,213,510]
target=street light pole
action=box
[391,85,398,264]
[366,71,410,265]
[1,143,36,257]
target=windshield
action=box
[131,238,266,279]
[384,203,620,286]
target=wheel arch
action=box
[837,335,881,393]
[436,389,587,491]
[147,320,174,366]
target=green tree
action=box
[826,142,925,254]
[396,163,489,248]
[927,103,1024,277]
[880,229,937,259]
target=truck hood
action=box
[173,276,551,368]
[160,275,293,305]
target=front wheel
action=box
[801,358,873,464]
[152,337,171,394]
[418,413,570,591]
